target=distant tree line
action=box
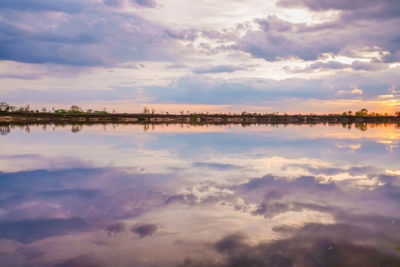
[0,102,109,115]
[1,102,400,117]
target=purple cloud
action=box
[130,223,158,237]
[0,0,85,13]
[0,3,180,65]
[193,65,247,74]
[132,0,157,8]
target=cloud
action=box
[192,162,242,170]
[193,65,247,74]
[286,61,386,73]
[277,0,400,17]
[214,233,246,253]
[227,15,342,61]
[277,0,371,11]
[0,0,86,13]
[337,88,363,96]
[103,0,157,8]
[0,167,172,223]
[131,0,157,8]
[130,223,158,238]
[0,5,180,66]
[146,75,334,104]
[180,222,400,267]
[53,255,102,267]
[144,67,400,105]
[283,164,377,177]
[216,7,400,63]
[104,222,126,236]
[164,193,197,205]
[38,189,103,199]
[0,217,87,243]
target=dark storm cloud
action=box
[0,217,87,243]
[130,223,158,238]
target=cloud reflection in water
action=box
[0,124,399,266]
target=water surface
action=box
[1,123,400,266]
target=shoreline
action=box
[1,112,400,125]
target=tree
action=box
[396,111,400,117]
[70,105,83,113]
[355,108,368,117]
[0,102,9,112]
[0,125,11,135]
[71,125,83,133]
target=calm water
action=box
[1,123,400,266]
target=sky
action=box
[0,0,400,113]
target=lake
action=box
[1,123,400,266]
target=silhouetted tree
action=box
[355,108,368,117]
